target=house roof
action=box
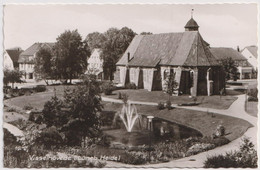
[184,18,199,29]
[6,49,23,63]
[18,42,55,63]
[117,31,219,67]
[210,47,247,61]
[243,45,258,59]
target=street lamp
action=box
[147,115,154,163]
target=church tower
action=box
[184,9,199,31]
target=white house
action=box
[87,48,104,79]
[18,42,54,80]
[3,50,14,70]
[241,45,258,70]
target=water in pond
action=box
[101,110,202,146]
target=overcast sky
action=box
[3,4,258,50]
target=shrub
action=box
[166,100,172,110]
[102,81,114,95]
[248,96,258,102]
[34,127,64,149]
[23,104,34,110]
[212,124,225,138]
[157,102,165,110]
[122,151,147,165]
[6,107,16,112]
[118,92,122,99]
[204,137,257,168]
[121,93,129,104]
[125,82,137,89]
[248,87,258,99]
[186,143,215,156]
[34,85,46,92]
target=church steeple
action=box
[185,9,199,31]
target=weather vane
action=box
[191,9,194,18]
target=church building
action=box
[116,16,226,96]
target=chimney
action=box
[127,52,130,62]
[237,46,240,52]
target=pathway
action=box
[102,94,258,168]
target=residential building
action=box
[116,17,225,96]
[18,42,54,80]
[6,48,23,69]
[210,47,253,79]
[87,48,104,79]
[241,45,258,70]
[3,50,14,70]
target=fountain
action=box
[118,103,139,132]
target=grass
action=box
[103,102,252,142]
[4,85,75,111]
[103,89,237,110]
[245,102,258,117]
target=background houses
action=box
[210,47,254,79]
[86,48,104,80]
[18,42,54,80]
[241,45,258,71]
[3,50,14,70]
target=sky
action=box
[3,4,258,50]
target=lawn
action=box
[103,102,252,142]
[246,102,258,117]
[103,89,238,110]
[4,85,75,111]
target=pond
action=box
[101,110,202,146]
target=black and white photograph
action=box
[1,1,258,168]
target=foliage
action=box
[121,93,129,104]
[248,96,258,102]
[221,57,239,81]
[34,127,64,149]
[101,81,114,95]
[23,103,34,110]
[42,95,65,127]
[212,124,226,139]
[140,32,153,35]
[157,102,165,110]
[118,92,122,99]
[34,85,47,92]
[34,48,54,84]
[85,32,106,51]
[186,143,215,156]
[53,30,90,83]
[166,100,172,110]
[100,27,136,80]
[204,137,257,168]
[125,82,137,89]
[62,75,103,146]
[248,87,258,101]
[4,69,24,88]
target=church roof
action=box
[184,18,199,29]
[116,31,219,67]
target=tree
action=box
[221,57,239,81]
[62,74,103,146]
[53,30,90,83]
[140,32,153,35]
[4,69,24,88]
[34,48,54,85]
[100,27,136,80]
[164,71,178,109]
[85,32,106,52]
